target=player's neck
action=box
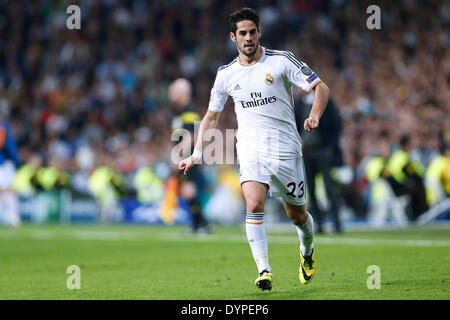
[238,45,263,66]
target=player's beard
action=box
[240,42,259,58]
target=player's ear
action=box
[230,32,236,43]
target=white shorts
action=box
[239,157,306,206]
[0,161,16,190]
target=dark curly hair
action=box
[229,7,260,34]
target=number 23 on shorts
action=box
[286,181,305,198]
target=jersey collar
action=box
[237,46,264,66]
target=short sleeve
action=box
[283,52,321,94]
[208,70,228,112]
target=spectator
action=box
[295,94,343,233]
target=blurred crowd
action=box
[0,0,448,220]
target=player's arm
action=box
[178,66,227,175]
[304,81,330,132]
[282,51,330,132]
[178,110,221,175]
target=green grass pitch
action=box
[0,223,449,300]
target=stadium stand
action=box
[0,0,448,226]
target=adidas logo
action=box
[234,84,241,90]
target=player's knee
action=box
[290,213,308,226]
[245,198,265,213]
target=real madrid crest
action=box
[265,73,274,85]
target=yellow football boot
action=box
[255,270,273,291]
[299,248,316,284]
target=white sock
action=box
[296,212,314,256]
[246,212,271,273]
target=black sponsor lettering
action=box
[241,96,277,108]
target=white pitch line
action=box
[157,233,450,247]
[1,229,450,247]
[316,237,450,247]
[0,229,142,241]
[72,230,141,241]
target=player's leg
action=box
[241,180,273,290]
[283,201,314,257]
[272,157,316,284]
[284,200,317,284]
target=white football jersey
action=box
[208,46,322,162]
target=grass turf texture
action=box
[0,224,449,300]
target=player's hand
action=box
[304,117,319,132]
[178,156,195,175]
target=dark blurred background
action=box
[0,0,448,228]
